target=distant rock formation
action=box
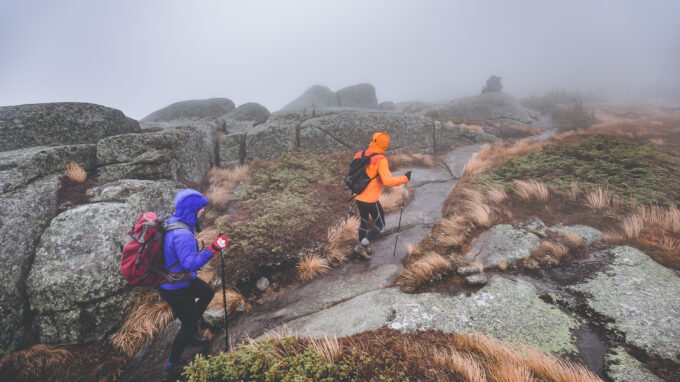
[481,75,503,94]
[0,103,140,152]
[429,91,536,126]
[142,98,235,122]
[279,83,379,113]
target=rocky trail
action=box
[122,141,680,382]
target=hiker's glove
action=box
[405,171,412,181]
[210,235,228,254]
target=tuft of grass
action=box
[486,185,508,204]
[63,162,87,183]
[396,252,451,292]
[379,184,413,213]
[207,288,248,315]
[462,156,491,178]
[620,214,644,240]
[297,254,330,282]
[463,198,494,228]
[513,179,549,201]
[0,344,75,381]
[205,186,231,210]
[561,231,585,249]
[388,153,436,169]
[110,291,174,357]
[532,241,568,265]
[308,336,341,364]
[584,187,612,210]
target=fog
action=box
[1,0,679,119]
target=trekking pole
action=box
[392,184,408,257]
[218,232,229,352]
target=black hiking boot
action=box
[354,244,372,261]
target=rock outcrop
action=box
[280,85,339,113]
[142,98,235,122]
[0,103,140,152]
[337,83,379,109]
[429,91,536,126]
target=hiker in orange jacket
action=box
[353,132,411,259]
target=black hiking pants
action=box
[356,200,386,242]
[158,278,215,363]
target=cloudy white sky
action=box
[1,0,679,119]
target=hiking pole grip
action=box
[218,232,229,352]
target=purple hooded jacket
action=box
[160,189,214,290]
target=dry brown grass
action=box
[565,184,581,202]
[308,336,341,364]
[485,185,508,204]
[513,179,549,201]
[636,205,680,233]
[461,123,485,133]
[459,139,544,181]
[0,344,76,381]
[396,252,452,292]
[205,186,231,209]
[437,215,469,248]
[207,288,248,315]
[462,156,492,178]
[532,241,569,265]
[584,188,612,210]
[497,261,507,271]
[656,234,680,252]
[388,152,436,169]
[63,162,87,183]
[325,215,360,264]
[297,253,330,281]
[380,184,414,213]
[561,231,585,249]
[463,198,495,228]
[620,214,644,239]
[110,291,174,357]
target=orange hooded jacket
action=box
[353,133,408,203]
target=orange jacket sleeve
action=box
[377,158,408,187]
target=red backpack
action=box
[120,212,191,287]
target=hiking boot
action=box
[354,244,372,261]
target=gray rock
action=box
[255,277,270,292]
[337,83,379,109]
[280,85,339,113]
[244,118,297,161]
[384,181,455,234]
[0,144,97,194]
[0,176,60,355]
[481,75,503,94]
[26,181,180,344]
[481,124,501,136]
[393,101,434,114]
[0,102,140,152]
[225,102,270,122]
[568,246,680,361]
[605,347,663,382]
[203,308,225,328]
[434,121,496,152]
[379,101,395,111]
[430,92,536,126]
[551,224,604,246]
[457,266,481,276]
[407,165,453,187]
[465,273,488,285]
[298,109,433,154]
[218,133,246,167]
[142,98,235,122]
[443,144,483,179]
[462,224,541,270]
[389,276,578,353]
[96,126,213,182]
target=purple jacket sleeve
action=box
[172,230,213,272]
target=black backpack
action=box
[345,151,380,198]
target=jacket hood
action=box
[171,189,209,229]
[368,132,389,154]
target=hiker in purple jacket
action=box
[159,189,227,381]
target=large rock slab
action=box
[97,125,213,182]
[0,144,97,194]
[0,102,140,152]
[462,223,541,270]
[298,109,434,154]
[244,117,297,161]
[568,246,680,361]
[605,347,663,382]
[407,165,453,187]
[218,133,246,167]
[26,180,181,344]
[434,121,496,152]
[142,98,235,122]
[430,91,536,126]
[0,176,60,355]
[279,85,339,113]
[337,83,379,109]
[384,180,455,234]
[551,224,604,246]
[389,276,578,353]
[224,102,270,122]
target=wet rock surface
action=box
[462,223,541,270]
[443,143,482,178]
[0,102,140,151]
[430,91,536,126]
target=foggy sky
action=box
[1,0,679,119]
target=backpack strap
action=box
[156,221,194,284]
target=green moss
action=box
[182,336,407,382]
[478,135,680,206]
[219,151,350,282]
